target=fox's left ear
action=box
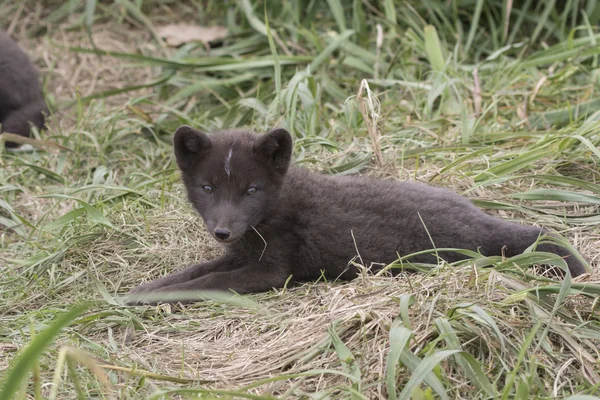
[256,128,293,174]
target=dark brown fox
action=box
[127,126,588,304]
[0,30,47,147]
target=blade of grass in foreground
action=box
[398,350,461,400]
[0,303,91,399]
[385,319,451,399]
[500,323,542,400]
[435,318,496,397]
[386,321,413,400]
[328,324,362,398]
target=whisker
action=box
[251,225,268,261]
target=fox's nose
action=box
[214,228,231,240]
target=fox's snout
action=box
[205,214,248,244]
[214,228,231,241]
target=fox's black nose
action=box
[214,228,231,240]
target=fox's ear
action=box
[256,128,292,173]
[173,125,212,171]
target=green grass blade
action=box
[63,72,174,108]
[328,324,361,397]
[264,9,281,105]
[352,0,366,35]
[326,0,347,32]
[83,0,97,47]
[464,0,484,55]
[530,0,557,45]
[116,0,162,43]
[383,0,397,24]
[237,0,267,35]
[398,294,414,329]
[501,323,541,400]
[309,30,355,72]
[398,350,461,400]
[386,321,413,400]
[0,304,90,399]
[435,318,496,397]
[166,72,256,105]
[424,25,445,72]
[511,189,600,205]
[474,147,550,183]
[21,164,66,184]
[455,304,506,352]
[40,194,113,229]
[570,134,600,160]
[43,207,86,231]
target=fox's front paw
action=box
[126,282,199,306]
[125,292,154,306]
[126,281,166,306]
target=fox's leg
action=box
[126,253,243,304]
[128,263,292,305]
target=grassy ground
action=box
[1,0,600,398]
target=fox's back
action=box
[278,167,515,277]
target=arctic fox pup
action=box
[128,126,587,304]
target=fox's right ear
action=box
[173,125,212,171]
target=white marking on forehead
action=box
[224,147,233,177]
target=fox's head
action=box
[173,126,292,244]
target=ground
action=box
[1,1,600,399]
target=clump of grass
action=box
[1,0,599,398]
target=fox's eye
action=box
[203,185,213,194]
[246,187,257,196]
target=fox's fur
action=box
[127,126,587,304]
[0,31,47,147]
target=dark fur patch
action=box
[0,31,47,147]
[127,127,588,304]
